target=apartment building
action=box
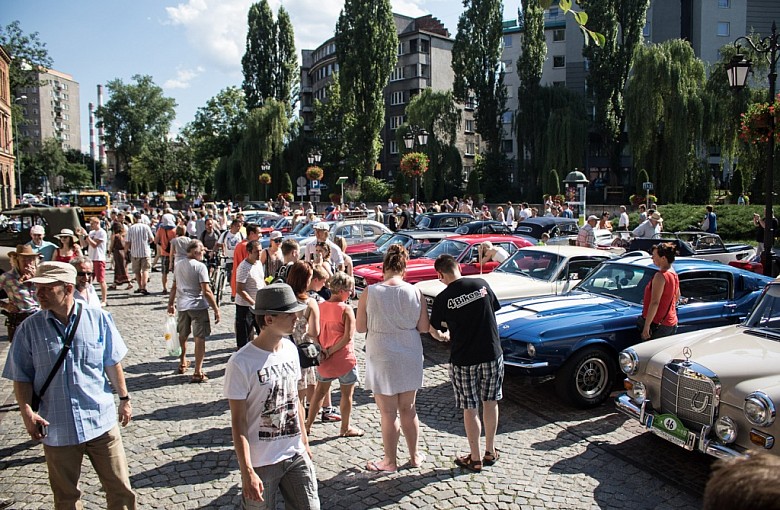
[0,45,15,207]
[300,14,478,184]
[15,68,81,155]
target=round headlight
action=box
[714,416,738,444]
[527,343,536,357]
[618,349,639,375]
[631,381,646,404]
[744,392,776,427]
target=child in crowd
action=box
[308,264,340,422]
[304,272,363,437]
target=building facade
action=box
[15,68,81,155]
[300,14,478,185]
[0,46,16,208]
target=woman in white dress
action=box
[356,245,430,472]
[285,261,321,407]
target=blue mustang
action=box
[497,254,773,408]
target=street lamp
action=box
[261,161,271,200]
[13,96,27,202]
[402,126,429,221]
[727,21,780,276]
[307,150,321,166]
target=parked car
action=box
[628,232,755,264]
[616,280,780,459]
[413,212,474,231]
[241,201,271,212]
[353,234,533,294]
[351,230,455,266]
[293,219,391,250]
[346,232,394,255]
[454,220,514,235]
[415,245,613,311]
[513,217,580,242]
[497,255,773,408]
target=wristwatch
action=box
[119,394,131,401]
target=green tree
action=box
[64,149,103,187]
[0,21,53,94]
[335,0,398,184]
[731,168,745,198]
[276,7,298,112]
[546,169,561,196]
[96,75,177,180]
[281,172,293,195]
[313,75,353,179]
[626,40,705,203]
[465,168,481,198]
[403,89,461,201]
[25,138,90,191]
[242,1,277,110]
[578,0,650,176]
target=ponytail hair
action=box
[383,244,408,274]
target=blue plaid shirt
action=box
[2,302,128,446]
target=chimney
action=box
[97,84,107,167]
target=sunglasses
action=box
[317,242,327,247]
[77,271,93,277]
[273,238,283,243]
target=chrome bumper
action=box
[615,393,747,460]
[504,360,549,369]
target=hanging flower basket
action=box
[306,166,324,180]
[277,192,293,202]
[629,194,658,207]
[258,173,272,185]
[740,94,780,145]
[399,152,429,179]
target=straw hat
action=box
[9,244,39,259]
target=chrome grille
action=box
[354,276,366,289]
[660,361,719,430]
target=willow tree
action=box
[626,40,705,203]
[336,0,398,184]
[578,0,650,175]
[403,89,462,200]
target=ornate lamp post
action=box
[727,21,780,276]
[260,161,271,200]
[307,150,321,167]
[402,126,429,221]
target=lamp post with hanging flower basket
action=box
[259,161,271,200]
[402,127,429,220]
[305,165,324,181]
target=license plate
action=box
[648,413,696,450]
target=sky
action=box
[4,0,521,154]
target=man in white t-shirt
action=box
[234,240,265,350]
[505,202,515,227]
[216,219,244,290]
[78,216,108,306]
[224,283,319,509]
[617,205,630,231]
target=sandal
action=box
[108,285,117,290]
[365,460,396,473]
[483,448,500,466]
[177,361,190,374]
[190,372,209,383]
[339,427,364,438]
[454,454,482,473]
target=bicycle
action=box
[209,255,229,305]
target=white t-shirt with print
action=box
[235,259,265,307]
[223,340,304,468]
[219,230,244,259]
[88,227,107,262]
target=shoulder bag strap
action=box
[37,304,83,401]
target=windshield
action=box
[574,263,655,304]
[423,239,469,260]
[259,216,280,228]
[296,223,316,237]
[495,250,563,281]
[415,216,431,228]
[377,234,412,253]
[77,195,107,207]
[745,284,780,330]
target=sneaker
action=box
[321,406,342,422]
[139,289,150,296]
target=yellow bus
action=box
[74,190,111,216]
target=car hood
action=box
[416,272,560,302]
[355,258,437,283]
[497,292,634,340]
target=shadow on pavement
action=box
[157,426,232,450]
[130,449,236,488]
[134,401,229,422]
[530,414,628,451]
[0,440,46,470]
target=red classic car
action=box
[353,234,533,293]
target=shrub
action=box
[547,169,561,196]
[656,203,776,241]
[361,176,392,202]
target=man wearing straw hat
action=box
[0,245,41,342]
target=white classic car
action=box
[627,232,755,265]
[616,280,780,459]
[414,245,613,310]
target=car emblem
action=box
[682,347,692,364]
[690,391,709,413]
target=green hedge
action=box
[642,204,773,242]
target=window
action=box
[389,115,404,130]
[463,166,473,182]
[553,81,566,87]
[420,40,429,53]
[465,119,474,133]
[397,42,404,55]
[502,139,513,153]
[718,0,730,7]
[549,6,559,17]
[389,140,398,154]
[418,64,429,78]
[502,111,513,124]
[503,34,513,48]
[553,55,566,68]
[465,96,477,110]
[390,67,404,81]
[506,87,513,98]
[643,22,651,37]
[410,39,418,53]
[553,29,565,42]
[465,142,476,156]
[717,22,730,36]
[391,91,404,105]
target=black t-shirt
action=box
[756,217,779,243]
[430,278,502,366]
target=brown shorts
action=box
[131,256,151,275]
[92,261,106,283]
[177,309,211,339]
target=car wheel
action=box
[555,346,616,408]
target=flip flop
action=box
[340,427,364,438]
[365,461,396,473]
[409,453,427,468]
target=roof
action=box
[519,245,612,257]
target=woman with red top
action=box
[52,229,83,263]
[303,271,363,438]
[639,242,680,340]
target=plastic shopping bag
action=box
[164,315,181,357]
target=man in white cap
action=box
[632,211,662,239]
[303,222,344,271]
[2,261,136,509]
[26,224,57,261]
[577,215,599,248]
[224,283,318,509]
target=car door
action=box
[558,257,608,293]
[675,270,736,333]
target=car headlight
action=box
[527,343,536,357]
[744,392,776,427]
[618,348,639,375]
[714,416,738,444]
[630,381,646,404]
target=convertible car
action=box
[628,232,755,264]
[350,230,454,266]
[497,254,773,408]
[415,245,612,311]
[616,281,780,459]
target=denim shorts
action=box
[316,365,359,385]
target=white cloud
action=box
[164,66,206,90]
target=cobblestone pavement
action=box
[0,270,712,509]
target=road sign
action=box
[296,186,307,196]
[296,176,307,187]
[643,181,654,191]
[310,179,320,189]
[310,194,320,203]
[309,188,321,195]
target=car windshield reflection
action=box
[495,250,563,282]
[745,284,780,331]
[377,234,411,253]
[574,263,655,304]
[423,239,468,260]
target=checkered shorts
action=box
[449,356,504,409]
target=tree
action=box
[313,75,353,182]
[465,168,481,198]
[335,0,398,184]
[0,21,53,94]
[625,40,705,203]
[96,75,177,179]
[25,138,90,191]
[578,0,650,175]
[276,7,298,112]
[242,1,276,110]
[130,137,196,193]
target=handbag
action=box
[297,341,322,369]
[31,304,83,412]
[635,316,660,336]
